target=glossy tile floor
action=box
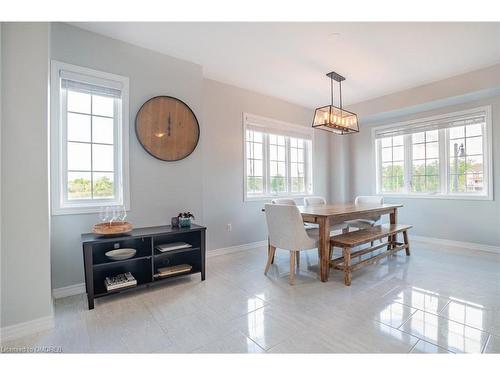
[3,241,500,353]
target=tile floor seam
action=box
[407,339,420,353]
[416,337,457,354]
[410,306,493,337]
[437,300,451,314]
[481,333,491,353]
[435,309,497,336]
[397,308,488,354]
[245,333,268,353]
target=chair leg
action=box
[289,251,296,285]
[343,246,352,286]
[264,245,276,275]
[403,230,410,256]
[295,251,300,269]
[342,227,349,234]
[268,237,275,264]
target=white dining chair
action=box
[264,204,319,285]
[346,195,384,245]
[303,195,347,236]
[303,196,327,206]
[271,198,317,230]
[271,198,296,205]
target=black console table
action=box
[81,224,206,309]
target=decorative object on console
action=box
[92,221,133,237]
[156,242,192,253]
[105,248,137,261]
[155,264,192,279]
[178,212,195,228]
[104,272,137,292]
[312,70,359,135]
[93,205,132,236]
[171,216,180,228]
[135,96,200,161]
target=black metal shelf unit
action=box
[82,224,206,309]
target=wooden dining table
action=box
[297,203,403,282]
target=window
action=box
[374,106,492,199]
[243,113,313,200]
[51,61,130,214]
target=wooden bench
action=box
[330,224,412,286]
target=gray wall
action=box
[202,79,330,250]
[347,68,500,246]
[49,24,332,289]
[50,23,204,289]
[1,23,54,327]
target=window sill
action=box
[378,193,492,201]
[52,202,130,216]
[244,193,314,203]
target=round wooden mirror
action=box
[135,96,200,161]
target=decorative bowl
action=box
[105,248,137,261]
[92,221,133,237]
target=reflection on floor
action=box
[3,241,500,353]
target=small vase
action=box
[179,217,191,228]
[171,217,180,227]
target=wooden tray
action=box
[92,222,133,237]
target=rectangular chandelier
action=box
[312,71,359,135]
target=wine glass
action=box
[109,206,119,224]
[116,205,127,223]
[99,206,111,224]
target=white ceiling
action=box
[72,22,500,108]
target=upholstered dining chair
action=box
[264,203,319,285]
[303,196,327,206]
[271,198,296,205]
[271,198,316,230]
[304,195,348,258]
[346,195,384,245]
[304,195,347,233]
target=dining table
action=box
[296,202,403,282]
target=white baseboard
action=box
[411,234,500,255]
[207,240,267,257]
[1,315,54,343]
[52,283,86,299]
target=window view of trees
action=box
[411,130,439,193]
[377,120,486,196]
[448,124,484,193]
[245,128,312,198]
[68,175,114,199]
[380,135,404,192]
[246,130,264,194]
[65,89,116,201]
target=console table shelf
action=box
[82,224,206,309]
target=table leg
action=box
[343,246,352,286]
[388,208,398,250]
[319,216,330,282]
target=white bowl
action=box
[105,248,137,261]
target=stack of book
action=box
[155,264,192,278]
[155,242,192,253]
[104,272,137,291]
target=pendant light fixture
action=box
[312,71,359,134]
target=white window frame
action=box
[243,113,314,201]
[373,106,493,200]
[50,60,130,215]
